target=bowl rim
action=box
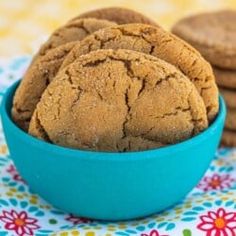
[1,80,226,160]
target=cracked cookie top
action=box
[61,23,219,122]
[37,18,117,58]
[71,7,158,26]
[12,42,76,131]
[29,49,208,152]
[12,19,116,131]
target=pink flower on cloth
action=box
[0,210,40,236]
[197,208,236,236]
[6,164,25,183]
[197,174,234,191]
[65,214,92,225]
[141,229,168,236]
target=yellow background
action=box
[0,0,236,57]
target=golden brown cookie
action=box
[61,23,219,122]
[12,19,115,131]
[172,10,236,69]
[72,7,158,26]
[12,42,76,131]
[37,18,116,58]
[29,49,208,152]
[220,87,236,109]
[225,108,236,131]
[221,129,236,147]
[214,67,236,89]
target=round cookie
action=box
[12,19,115,131]
[37,18,116,58]
[61,23,219,122]
[29,49,208,152]
[225,108,236,131]
[214,67,236,89]
[220,87,236,109]
[71,7,158,26]
[172,10,236,69]
[12,42,76,131]
[221,130,236,147]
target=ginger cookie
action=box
[219,87,236,109]
[221,130,236,147]
[225,108,236,131]
[29,49,208,152]
[214,67,236,89]
[61,23,219,122]
[12,42,76,131]
[37,18,116,58]
[172,10,236,69]
[72,7,158,26]
[12,19,115,131]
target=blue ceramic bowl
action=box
[1,80,226,221]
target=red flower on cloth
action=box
[197,174,234,191]
[197,208,236,236]
[65,214,92,225]
[6,164,25,183]
[141,229,168,236]
[0,210,40,236]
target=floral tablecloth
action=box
[0,57,236,236]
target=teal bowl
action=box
[1,80,226,221]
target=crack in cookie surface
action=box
[38,18,116,57]
[61,24,219,122]
[12,19,116,131]
[29,49,208,152]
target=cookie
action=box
[72,7,158,26]
[29,49,208,152]
[225,108,236,131]
[221,129,236,147]
[172,10,236,69]
[12,42,76,131]
[214,67,236,89]
[219,87,236,109]
[37,18,116,58]
[12,19,115,131]
[61,23,219,122]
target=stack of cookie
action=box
[172,10,236,147]
[12,7,219,152]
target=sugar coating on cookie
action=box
[61,23,219,122]
[12,19,115,131]
[72,7,158,26]
[172,10,236,69]
[214,67,236,89]
[29,49,208,152]
[222,129,236,147]
[38,18,117,57]
[12,42,76,131]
